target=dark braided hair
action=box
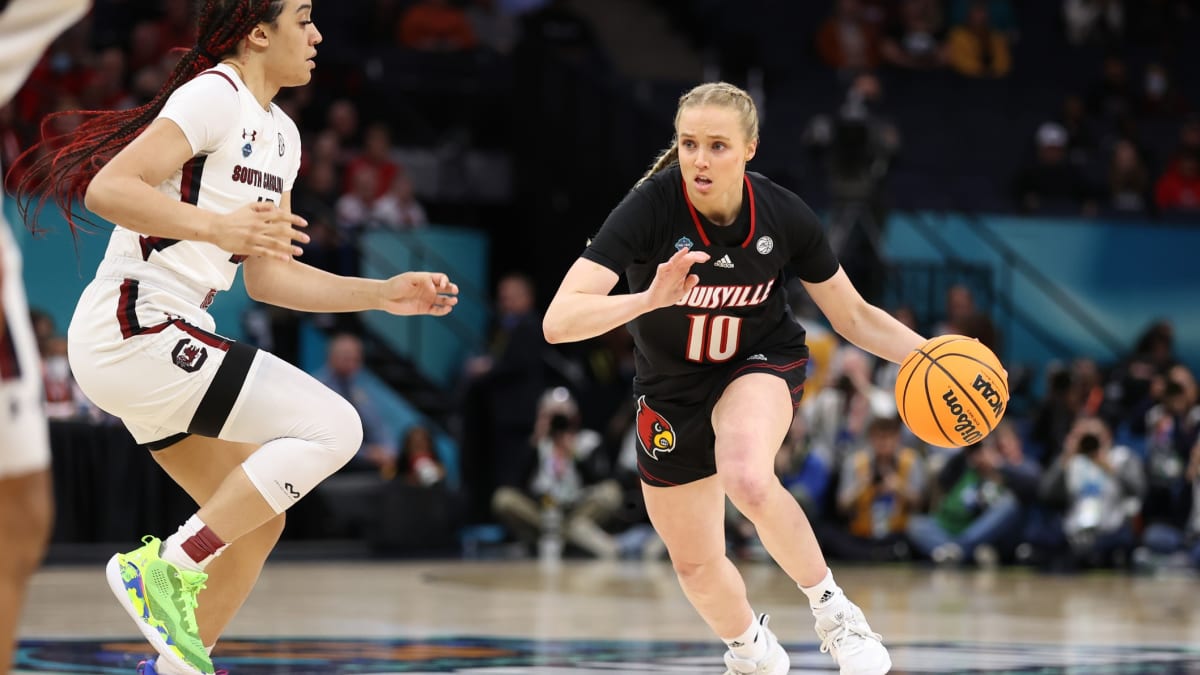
[7,0,285,235]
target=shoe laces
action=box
[175,569,208,635]
[818,611,882,656]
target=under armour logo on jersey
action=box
[171,338,209,373]
[714,254,735,268]
[242,129,257,141]
[674,236,694,252]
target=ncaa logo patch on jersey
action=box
[241,143,253,158]
[636,396,676,460]
[674,237,694,252]
[172,338,209,373]
[756,236,774,255]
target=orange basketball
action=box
[894,334,1009,448]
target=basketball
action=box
[894,335,1009,448]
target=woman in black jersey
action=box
[544,82,925,675]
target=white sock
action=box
[722,614,767,662]
[160,514,228,573]
[799,568,842,609]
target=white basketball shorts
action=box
[0,220,50,478]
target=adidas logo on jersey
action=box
[746,353,767,361]
[713,254,734,269]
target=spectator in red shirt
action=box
[343,122,399,200]
[1155,152,1200,212]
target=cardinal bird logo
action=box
[636,396,676,460]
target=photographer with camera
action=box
[1135,366,1200,568]
[906,421,1039,566]
[1038,416,1145,569]
[803,73,901,305]
[491,387,623,559]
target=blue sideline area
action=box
[882,213,1200,378]
[7,202,465,487]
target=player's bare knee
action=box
[671,554,716,582]
[719,465,774,516]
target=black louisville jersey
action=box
[582,165,839,384]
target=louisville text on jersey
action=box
[675,280,776,309]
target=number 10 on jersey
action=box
[685,314,743,363]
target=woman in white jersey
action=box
[0,2,93,673]
[10,2,457,674]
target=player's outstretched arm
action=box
[802,265,924,365]
[543,247,709,344]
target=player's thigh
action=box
[711,373,794,473]
[150,436,259,505]
[641,474,727,566]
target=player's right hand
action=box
[646,247,710,309]
[215,202,310,261]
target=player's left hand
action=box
[380,272,458,316]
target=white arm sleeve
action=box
[158,72,240,156]
[0,0,92,105]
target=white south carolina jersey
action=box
[101,63,302,298]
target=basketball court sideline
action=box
[13,559,1200,673]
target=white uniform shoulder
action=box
[159,68,243,156]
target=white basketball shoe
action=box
[813,594,892,674]
[722,614,790,675]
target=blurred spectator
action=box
[1138,62,1190,119]
[41,336,101,422]
[80,47,130,111]
[1104,320,1179,435]
[343,122,400,200]
[326,99,360,148]
[932,284,977,336]
[943,0,1012,78]
[468,0,520,55]
[1154,151,1200,212]
[802,72,899,304]
[908,421,1040,565]
[826,416,925,562]
[1028,365,1079,462]
[518,0,601,65]
[397,424,448,487]
[293,159,341,227]
[28,308,56,357]
[880,0,946,71]
[1062,0,1124,47]
[1011,121,1097,215]
[315,333,398,477]
[1107,138,1151,213]
[372,170,429,230]
[947,0,1018,40]
[458,272,549,522]
[1085,55,1136,123]
[1059,94,1099,168]
[491,387,622,558]
[804,345,896,465]
[816,0,883,75]
[1038,416,1144,568]
[1138,432,1200,569]
[1139,366,1200,544]
[398,0,479,52]
[335,164,380,232]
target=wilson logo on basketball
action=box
[972,374,1005,417]
[941,389,983,445]
[636,396,676,460]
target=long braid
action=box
[7,0,284,235]
[633,81,759,190]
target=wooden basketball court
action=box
[13,557,1200,673]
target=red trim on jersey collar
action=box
[681,175,756,248]
[199,69,238,91]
